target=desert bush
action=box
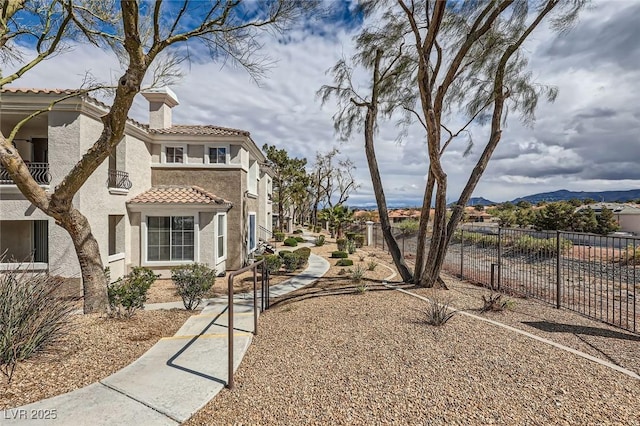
[293,229,304,234]
[336,258,354,267]
[336,238,348,251]
[0,269,74,384]
[353,234,365,248]
[274,232,285,242]
[331,251,349,258]
[294,236,305,243]
[263,254,283,274]
[314,235,326,246]
[345,231,356,241]
[367,260,378,271]
[350,264,365,283]
[278,250,292,258]
[294,247,311,268]
[338,268,347,275]
[108,266,158,318]
[283,237,298,247]
[618,244,640,265]
[347,240,356,254]
[480,293,515,312]
[282,252,300,272]
[171,263,217,310]
[423,295,456,326]
[514,235,572,257]
[358,254,366,262]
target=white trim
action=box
[215,212,227,263]
[0,262,48,271]
[161,143,188,164]
[204,143,230,165]
[141,212,200,266]
[108,188,129,195]
[0,184,50,194]
[150,163,246,171]
[108,252,125,263]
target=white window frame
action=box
[248,212,257,253]
[141,210,200,266]
[216,212,227,263]
[247,161,258,196]
[161,143,188,164]
[204,143,230,165]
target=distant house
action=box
[579,203,640,235]
[0,87,273,285]
[389,208,421,223]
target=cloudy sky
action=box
[7,0,640,206]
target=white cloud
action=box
[4,0,640,206]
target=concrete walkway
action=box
[1,251,329,425]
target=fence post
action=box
[497,227,502,290]
[365,221,374,246]
[460,229,464,279]
[556,230,561,309]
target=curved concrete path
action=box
[1,251,329,425]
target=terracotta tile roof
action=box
[128,186,232,206]
[149,124,250,136]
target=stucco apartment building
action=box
[0,87,273,284]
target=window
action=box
[217,213,226,260]
[208,147,227,164]
[248,213,256,252]
[166,146,184,163]
[247,160,258,195]
[147,216,194,261]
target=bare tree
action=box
[320,0,585,286]
[0,0,307,313]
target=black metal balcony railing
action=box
[0,162,51,185]
[107,169,132,190]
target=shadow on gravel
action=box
[522,321,640,342]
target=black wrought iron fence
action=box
[107,169,132,190]
[0,162,51,185]
[370,223,639,334]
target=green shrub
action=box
[336,258,354,267]
[481,293,515,312]
[108,267,158,318]
[337,238,348,251]
[0,269,74,384]
[282,252,300,272]
[345,231,356,241]
[367,260,378,271]
[274,232,285,242]
[171,263,217,310]
[331,251,349,258]
[263,254,283,274]
[293,229,303,234]
[514,235,572,257]
[314,235,326,246]
[278,250,292,258]
[347,240,356,254]
[314,226,322,233]
[294,236,305,243]
[283,237,298,247]
[294,247,311,268]
[353,234,365,248]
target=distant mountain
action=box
[511,189,640,204]
[468,197,497,206]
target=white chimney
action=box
[141,87,179,129]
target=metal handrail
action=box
[226,259,270,389]
[107,169,132,190]
[0,162,51,185]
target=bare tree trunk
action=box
[414,168,435,280]
[417,182,448,288]
[360,50,413,283]
[57,209,108,313]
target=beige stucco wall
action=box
[617,214,640,234]
[152,168,245,269]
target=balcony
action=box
[0,162,51,185]
[107,169,132,194]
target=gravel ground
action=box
[0,309,193,410]
[186,242,640,425]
